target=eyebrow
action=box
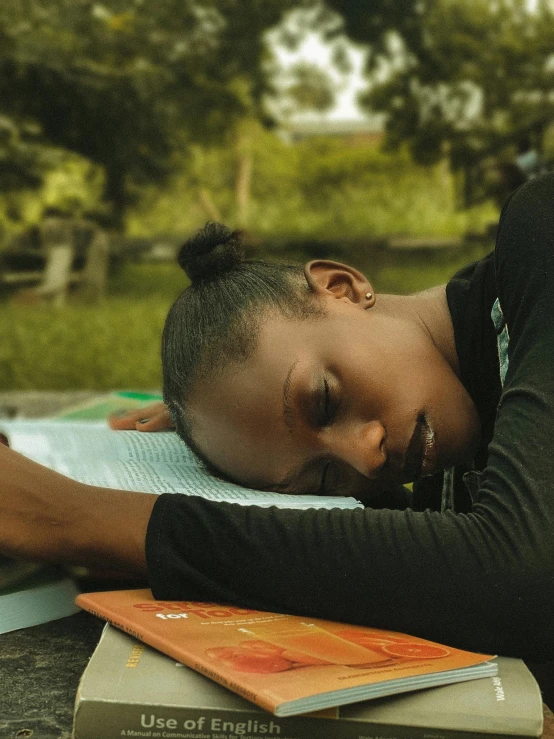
[282,360,299,434]
[254,360,301,491]
[260,360,327,493]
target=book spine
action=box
[79,605,277,714]
[73,701,539,739]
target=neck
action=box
[378,286,460,376]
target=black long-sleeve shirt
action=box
[146,174,554,661]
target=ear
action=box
[304,260,375,307]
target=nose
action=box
[328,420,387,478]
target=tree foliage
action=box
[327,0,425,58]
[336,0,554,183]
[0,0,295,223]
[4,0,542,225]
[126,124,495,243]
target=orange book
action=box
[76,589,497,717]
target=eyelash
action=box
[320,461,331,494]
[320,378,333,426]
[317,377,338,493]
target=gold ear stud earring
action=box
[365,292,373,300]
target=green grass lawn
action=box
[0,243,493,391]
[0,263,187,391]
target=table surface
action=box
[0,391,553,739]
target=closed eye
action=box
[319,459,342,495]
[318,376,336,427]
[319,461,330,494]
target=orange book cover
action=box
[76,589,497,717]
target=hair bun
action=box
[178,222,245,284]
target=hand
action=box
[0,443,154,571]
[108,402,174,432]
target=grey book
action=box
[0,565,80,635]
[73,625,543,739]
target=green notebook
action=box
[54,391,163,421]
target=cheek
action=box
[342,471,390,504]
[191,404,306,489]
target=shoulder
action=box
[495,174,554,275]
[445,250,497,344]
[493,174,554,331]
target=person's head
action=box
[162,222,322,460]
[162,223,481,503]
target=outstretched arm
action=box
[0,443,155,573]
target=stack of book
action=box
[73,588,544,739]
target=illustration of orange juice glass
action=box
[238,623,390,666]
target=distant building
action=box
[277,115,385,145]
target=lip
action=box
[402,415,437,482]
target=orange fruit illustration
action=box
[239,639,285,656]
[205,645,292,673]
[381,643,450,659]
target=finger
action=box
[108,411,144,429]
[108,402,167,430]
[135,409,174,432]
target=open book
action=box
[0,420,361,510]
[76,589,498,718]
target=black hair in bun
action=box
[177,222,245,284]
[164,224,323,468]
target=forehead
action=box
[189,314,320,486]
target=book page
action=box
[1,421,193,466]
[0,420,361,510]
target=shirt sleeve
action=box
[146,175,554,661]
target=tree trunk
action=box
[198,187,222,222]
[103,164,127,230]
[235,130,252,229]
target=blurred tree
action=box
[126,121,496,242]
[326,0,425,57]
[330,0,554,205]
[0,115,56,192]
[10,0,527,229]
[274,61,336,115]
[0,0,296,226]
